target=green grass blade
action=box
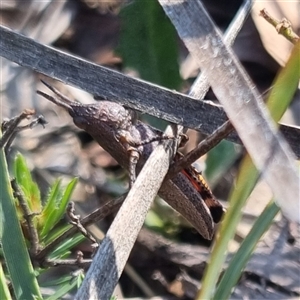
[44,274,79,300]
[0,262,12,300]
[197,40,299,300]
[43,223,71,245]
[52,178,78,225]
[40,178,77,239]
[214,201,279,299]
[266,41,300,120]
[118,0,181,89]
[41,274,73,287]
[39,180,62,239]
[40,179,62,224]
[213,41,300,299]
[0,139,42,300]
[14,153,41,212]
[48,234,84,259]
[198,156,258,299]
[14,153,32,198]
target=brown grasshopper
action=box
[37,80,224,239]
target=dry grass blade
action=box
[159,0,299,223]
[0,26,299,158]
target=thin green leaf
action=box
[119,0,181,89]
[14,153,41,212]
[0,262,12,300]
[43,223,71,245]
[53,178,78,225]
[266,41,300,121]
[214,201,279,299]
[39,179,62,225]
[39,179,62,238]
[40,178,77,239]
[76,272,85,289]
[145,210,165,229]
[198,42,299,300]
[0,137,42,300]
[48,234,84,260]
[14,153,32,196]
[41,274,73,287]
[42,178,62,216]
[45,274,78,300]
[198,156,258,299]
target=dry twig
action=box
[259,8,299,45]
[11,179,41,256]
[66,201,98,248]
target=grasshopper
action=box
[37,80,224,239]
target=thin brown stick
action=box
[259,8,299,45]
[167,120,234,179]
[11,179,41,256]
[36,195,125,261]
[66,201,98,246]
[45,251,91,268]
[45,259,90,267]
[0,109,35,148]
[4,115,47,152]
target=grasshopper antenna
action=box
[36,80,76,111]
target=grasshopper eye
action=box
[72,116,90,130]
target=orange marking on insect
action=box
[176,153,224,223]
